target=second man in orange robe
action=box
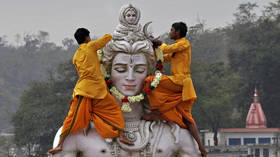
[142,22,207,157]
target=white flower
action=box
[155,48,164,62]
[150,71,162,88]
[121,103,132,112]
[97,49,103,61]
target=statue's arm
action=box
[52,127,78,157]
[53,151,77,157]
[177,127,201,157]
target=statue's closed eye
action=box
[134,67,146,73]
[114,67,127,73]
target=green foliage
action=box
[191,61,247,132]
[233,2,258,24]
[0,31,76,131]
[226,1,280,127]
[188,24,229,64]
[12,60,77,156]
[263,0,280,19]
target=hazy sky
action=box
[0,0,273,45]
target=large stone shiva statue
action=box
[51,4,201,157]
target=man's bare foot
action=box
[48,146,62,155]
[141,112,161,121]
[119,134,134,146]
[199,147,207,157]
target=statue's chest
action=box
[109,142,153,157]
[109,140,177,157]
[106,121,178,157]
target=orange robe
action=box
[72,34,111,99]
[60,34,124,139]
[145,37,197,128]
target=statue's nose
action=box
[126,68,136,81]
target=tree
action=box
[263,0,280,19]
[0,31,77,132]
[233,3,258,24]
[226,1,280,127]
[12,60,77,156]
[191,61,246,145]
[189,26,229,64]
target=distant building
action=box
[203,88,280,157]
[0,132,15,157]
[0,132,14,137]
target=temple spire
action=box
[246,87,267,128]
[253,87,259,103]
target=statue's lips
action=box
[123,85,136,89]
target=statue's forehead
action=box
[113,53,147,65]
[125,8,136,14]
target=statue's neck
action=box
[110,88,144,122]
[120,101,143,122]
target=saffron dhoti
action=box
[144,75,196,128]
[60,93,124,139]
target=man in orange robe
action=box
[48,28,133,155]
[142,22,207,157]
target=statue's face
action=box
[111,53,147,96]
[125,9,137,25]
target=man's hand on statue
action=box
[152,39,162,49]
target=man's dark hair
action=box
[74,28,90,44]
[172,22,188,38]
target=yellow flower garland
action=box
[110,87,144,112]
[151,70,162,88]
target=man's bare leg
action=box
[48,136,66,155]
[183,118,207,157]
[119,131,134,145]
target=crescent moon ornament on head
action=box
[143,21,160,41]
